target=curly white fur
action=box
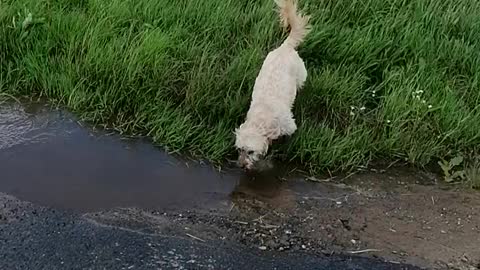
[235,0,310,170]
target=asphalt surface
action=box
[0,194,424,270]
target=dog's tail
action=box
[275,0,310,49]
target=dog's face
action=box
[235,126,268,170]
[238,143,270,170]
[237,148,260,170]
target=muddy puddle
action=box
[0,100,321,212]
[1,100,480,270]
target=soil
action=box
[84,167,480,270]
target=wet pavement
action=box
[0,99,457,269]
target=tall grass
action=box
[1,0,480,172]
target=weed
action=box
[438,155,480,189]
[465,157,480,189]
[438,156,466,183]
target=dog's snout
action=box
[237,151,254,170]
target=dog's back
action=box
[252,0,310,108]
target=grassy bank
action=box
[1,0,480,173]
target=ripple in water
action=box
[0,101,69,150]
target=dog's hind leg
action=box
[281,114,297,136]
[295,60,307,89]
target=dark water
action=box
[0,100,317,212]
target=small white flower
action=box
[350,111,355,116]
[387,120,391,124]
[422,100,426,104]
[428,105,433,109]
[350,106,355,110]
[360,106,366,111]
[22,13,33,30]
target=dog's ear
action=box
[262,139,270,155]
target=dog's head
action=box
[235,124,269,170]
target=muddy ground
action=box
[1,100,479,269]
[83,167,480,270]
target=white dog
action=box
[235,0,310,170]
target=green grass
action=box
[1,0,480,173]
[466,156,480,189]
